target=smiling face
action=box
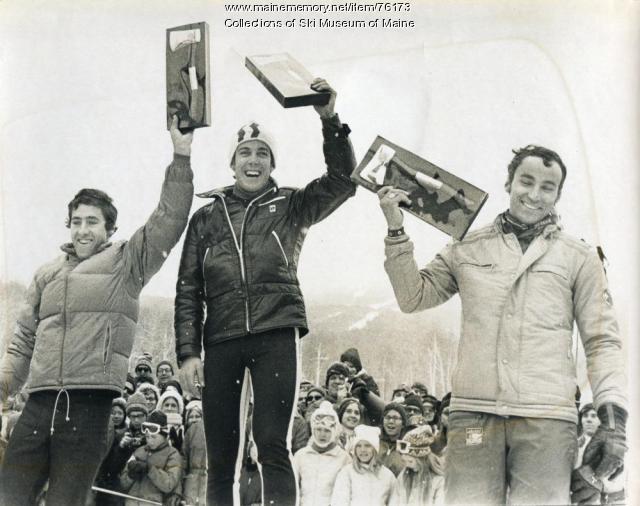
[327,373,347,397]
[354,441,375,464]
[69,204,111,259]
[507,156,562,225]
[232,140,273,193]
[383,410,403,438]
[110,405,125,427]
[340,402,361,430]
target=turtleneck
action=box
[232,183,265,203]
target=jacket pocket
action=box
[271,231,289,267]
[530,263,568,280]
[103,320,112,374]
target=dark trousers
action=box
[0,389,113,506]
[202,328,299,506]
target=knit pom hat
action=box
[158,390,184,415]
[229,122,277,168]
[351,424,380,453]
[397,425,435,458]
[340,348,362,372]
[136,382,160,409]
[126,392,149,416]
[392,383,411,400]
[135,353,153,371]
[325,362,350,387]
[383,402,408,427]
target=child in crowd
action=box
[182,401,207,506]
[120,410,183,506]
[391,425,444,506]
[331,425,396,505]
[294,400,350,506]
[158,390,185,451]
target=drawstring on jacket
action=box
[50,388,71,435]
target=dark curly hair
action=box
[506,145,567,195]
[66,188,118,232]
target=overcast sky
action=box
[1,0,639,485]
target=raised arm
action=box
[124,116,194,296]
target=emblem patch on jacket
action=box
[269,204,276,213]
[466,427,483,446]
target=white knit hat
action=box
[158,390,184,415]
[351,424,381,453]
[229,122,277,167]
[310,401,339,446]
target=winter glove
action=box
[127,459,149,480]
[571,465,604,505]
[349,377,369,400]
[582,404,627,479]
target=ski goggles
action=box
[396,439,431,455]
[141,422,167,436]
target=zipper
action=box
[103,320,112,374]
[58,273,71,385]
[257,196,286,207]
[217,187,277,333]
[202,247,210,297]
[271,230,289,267]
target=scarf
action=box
[499,210,558,252]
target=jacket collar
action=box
[60,241,112,259]
[196,177,279,200]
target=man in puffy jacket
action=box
[175,78,356,506]
[0,117,194,505]
[378,145,627,505]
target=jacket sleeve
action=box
[147,449,183,494]
[330,467,351,506]
[174,211,205,364]
[124,154,194,297]
[289,113,357,226]
[573,248,627,410]
[119,454,137,492]
[0,268,46,399]
[384,236,459,313]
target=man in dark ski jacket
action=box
[175,78,356,506]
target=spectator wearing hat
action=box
[111,397,129,441]
[332,424,395,506]
[340,348,380,396]
[336,397,363,451]
[379,403,408,477]
[294,401,351,506]
[421,394,439,426]
[175,78,356,506]
[136,383,160,415]
[391,425,444,506]
[297,380,314,418]
[411,382,429,403]
[391,384,411,404]
[182,405,207,506]
[120,410,183,506]
[159,378,184,398]
[158,390,185,452]
[325,361,351,404]
[134,353,155,387]
[156,360,175,392]
[95,392,150,506]
[303,386,327,424]
[403,393,426,430]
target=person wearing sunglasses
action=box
[120,410,183,506]
[303,386,327,424]
[133,354,155,388]
[380,145,627,505]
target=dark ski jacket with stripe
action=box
[174,115,356,363]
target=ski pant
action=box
[202,328,299,506]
